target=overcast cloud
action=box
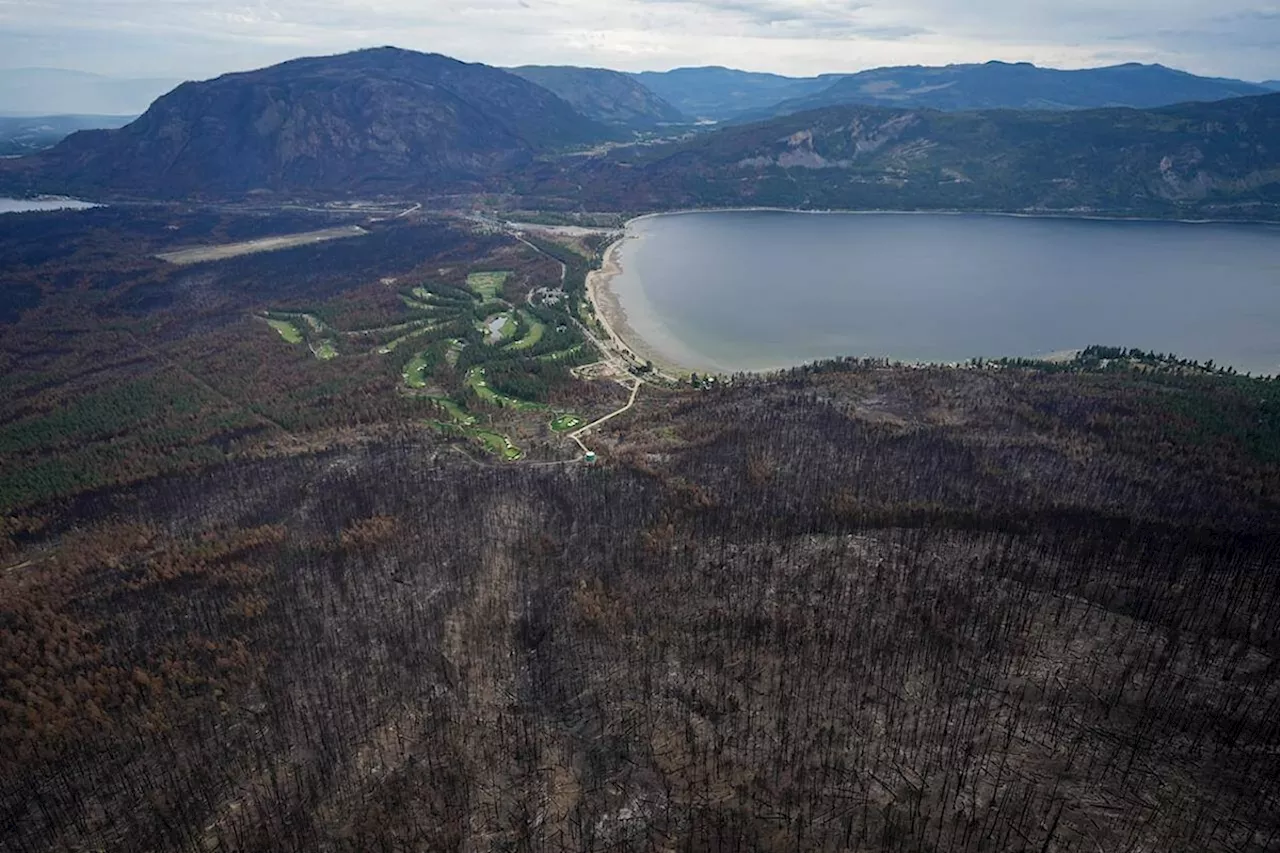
[1,0,1277,81]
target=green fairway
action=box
[467,271,511,301]
[550,414,584,432]
[427,396,477,426]
[474,430,523,461]
[312,341,338,360]
[402,352,431,388]
[466,367,543,410]
[265,318,303,344]
[536,344,586,363]
[505,311,545,351]
[379,322,439,354]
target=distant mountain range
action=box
[6,47,1280,219]
[629,67,843,121]
[0,69,179,117]
[1264,81,1280,91]
[738,62,1274,120]
[509,66,687,129]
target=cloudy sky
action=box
[1,0,1278,81]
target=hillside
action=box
[510,65,687,130]
[23,48,611,196]
[630,66,841,120]
[746,61,1273,119]
[535,93,1280,218]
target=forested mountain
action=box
[535,92,1280,218]
[1264,80,1280,91]
[744,61,1273,120]
[0,68,179,116]
[0,114,135,156]
[8,49,1280,220]
[19,48,612,196]
[510,65,688,130]
[629,66,842,120]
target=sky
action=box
[0,0,1278,82]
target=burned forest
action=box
[3,352,1279,852]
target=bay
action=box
[607,211,1280,376]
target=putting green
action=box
[550,414,584,432]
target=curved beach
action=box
[586,232,701,377]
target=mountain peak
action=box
[28,49,612,196]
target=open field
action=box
[156,225,367,265]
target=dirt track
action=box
[156,225,367,265]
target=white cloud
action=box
[0,0,1276,80]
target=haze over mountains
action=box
[509,66,686,130]
[6,46,1280,219]
[0,68,179,117]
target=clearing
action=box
[157,226,367,265]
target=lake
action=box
[604,211,1280,376]
[0,196,99,214]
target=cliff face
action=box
[33,48,610,196]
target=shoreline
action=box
[619,206,1280,229]
[581,209,1280,380]
[585,234,698,378]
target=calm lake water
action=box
[0,196,98,214]
[609,211,1280,376]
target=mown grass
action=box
[311,341,338,361]
[265,318,303,344]
[506,311,546,351]
[550,414,584,432]
[467,271,511,301]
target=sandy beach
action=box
[585,232,697,378]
